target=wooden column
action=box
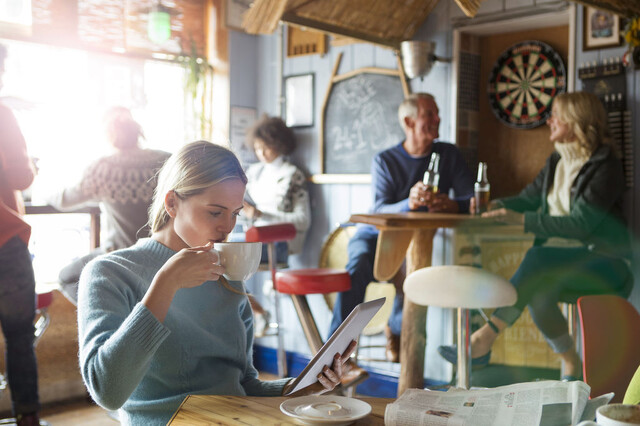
[398,228,436,396]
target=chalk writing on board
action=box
[323,73,405,175]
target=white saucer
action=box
[280,395,372,425]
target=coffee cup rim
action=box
[596,403,640,423]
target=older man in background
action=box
[329,93,474,363]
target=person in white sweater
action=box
[239,115,311,335]
[77,141,354,426]
[47,107,170,304]
[242,115,311,260]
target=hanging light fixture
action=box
[148,2,171,44]
[400,41,450,80]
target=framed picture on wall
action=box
[583,7,622,50]
[284,73,314,128]
[230,106,258,165]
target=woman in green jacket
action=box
[439,92,633,381]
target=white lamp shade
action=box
[404,265,516,309]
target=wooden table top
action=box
[167,395,393,425]
[349,211,498,229]
[24,203,101,215]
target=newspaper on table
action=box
[385,380,614,426]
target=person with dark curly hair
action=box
[243,115,310,261]
[238,115,311,338]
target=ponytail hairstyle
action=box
[103,106,144,150]
[148,141,247,233]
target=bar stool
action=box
[275,268,351,354]
[245,224,351,379]
[404,265,516,389]
[245,223,297,378]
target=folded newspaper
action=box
[385,380,614,426]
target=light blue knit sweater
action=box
[77,238,290,425]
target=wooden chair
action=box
[318,224,396,363]
[577,294,640,402]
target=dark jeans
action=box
[493,245,632,353]
[0,237,40,416]
[260,241,289,265]
[329,229,403,336]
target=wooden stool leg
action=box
[290,295,323,354]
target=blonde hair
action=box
[398,93,435,132]
[149,140,247,233]
[552,92,611,157]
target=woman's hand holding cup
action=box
[159,242,225,290]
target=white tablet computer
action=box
[284,297,385,395]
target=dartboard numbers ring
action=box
[487,40,566,129]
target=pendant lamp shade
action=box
[148,5,171,44]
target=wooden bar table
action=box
[25,203,101,250]
[348,212,494,397]
[168,395,393,425]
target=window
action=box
[1,38,188,284]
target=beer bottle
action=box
[423,152,440,193]
[474,162,490,214]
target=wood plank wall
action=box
[478,25,569,199]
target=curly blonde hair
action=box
[552,92,611,157]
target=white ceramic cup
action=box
[212,242,262,281]
[596,404,640,426]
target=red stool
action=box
[246,223,297,377]
[245,224,351,378]
[276,268,350,354]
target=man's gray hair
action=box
[398,93,435,131]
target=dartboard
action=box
[487,40,566,129]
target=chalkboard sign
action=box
[316,54,409,183]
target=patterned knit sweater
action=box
[48,148,170,251]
